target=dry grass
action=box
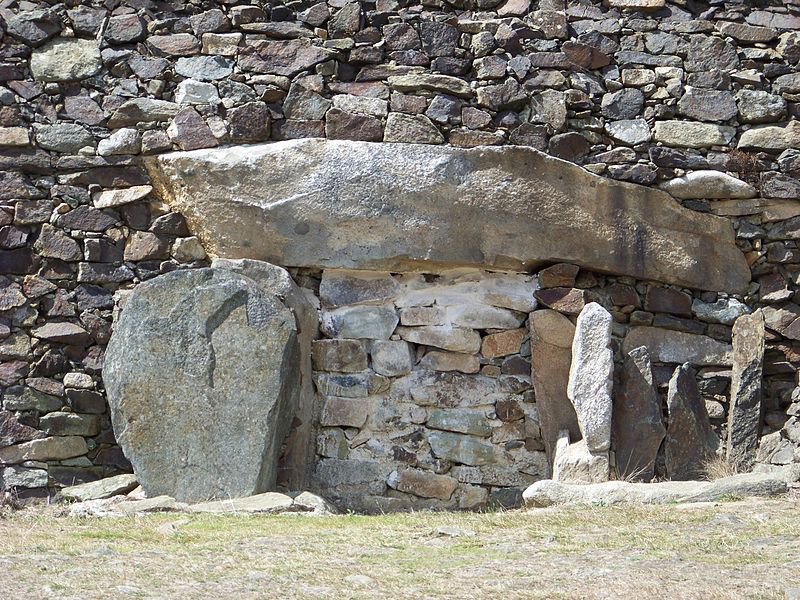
[2,497,799,599]
[701,454,746,481]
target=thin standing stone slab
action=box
[613,346,666,481]
[665,363,719,480]
[529,309,580,467]
[726,311,765,470]
[567,303,614,453]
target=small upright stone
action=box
[529,309,580,466]
[567,303,613,453]
[613,346,665,481]
[552,431,609,484]
[726,311,765,470]
[665,363,718,480]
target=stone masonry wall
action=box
[301,264,752,511]
[2,0,800,506]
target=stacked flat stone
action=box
[310,268,543,512]
[2,0,800,507]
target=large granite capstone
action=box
[146,139,749,293]
[103,268,299,503]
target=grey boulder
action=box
[103,268,299,503]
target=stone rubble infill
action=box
[522,466,800,508]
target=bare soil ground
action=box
[1,496,799,600]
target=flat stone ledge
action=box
[522,467,799,508]
[146,139,750,294]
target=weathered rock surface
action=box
[322,305,398,340]
[397,325,480,353]
[103,268,299,503]
[727,312,765,470]
[194,259,318,491]
[387,468,458,500]
[552,432,609,484]
[659,171,757,200]
[613,346,666,481]
[0,436,87,464]
[68,490,336,516]
[30,38,102,82]
[653,121,736,149]
[523,469,795,507]
[190,492,294,513]
[529,309,580,466]
[61,474,138,502]
[623,327,732,366]
[312,339,367,373]
[147,140,749,293]
[239,39,334,76]
[691,298,749,325]
[738,121,800,152]
[567,303,613,453]
[428,431,506,466]
[2,466,48,489]
[0,410,46,447]
[665,364,719,480]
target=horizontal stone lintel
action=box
[147,139,750,294]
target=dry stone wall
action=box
[1,0,800,508]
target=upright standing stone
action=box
[103,268,299,503]
[613,346,666,481]
[665,363,718,480]
[210,258,319,491]
[726,311,765,470]
[529,309,580,467]
[567,303,613,452]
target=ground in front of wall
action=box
[1,495,799,600]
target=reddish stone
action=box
[538,263,580,289]
[643,286,692,316]
[0,409,46,447]
[535,287,587,315]
[608,283,640,307]
[0,360,28,386]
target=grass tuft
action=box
[701,454,746,481]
